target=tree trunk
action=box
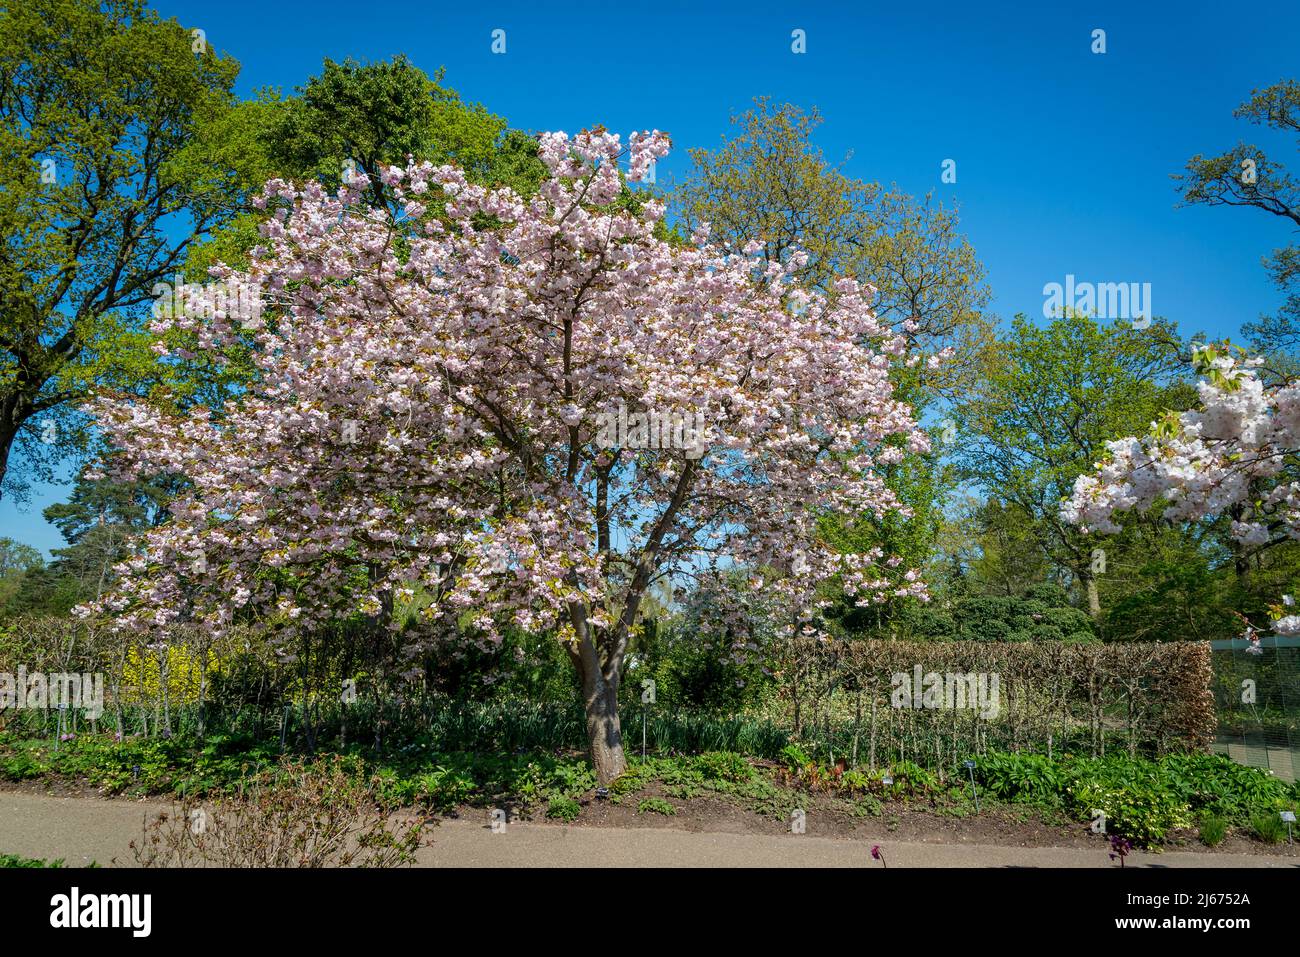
[0,424,12,502]
[580,661,626,785]
[1081,567,1101,618]
[0,392,29,504]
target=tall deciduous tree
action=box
[269,56,534,210]
[674,99,989,636]
[0,0,242,498]
[674,98,995,396]
[955,313,1193,617]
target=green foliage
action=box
[671,97,1002,640]
[975,750,1290,845]
[1251,811,1288,844]
[0,748,47,781]
[905,583,1096,642]
[1100,556,1240,643]
[0,853,68,867]
[692,751,755,783]
[1068,779,1192,846]
[6,726,1295,849]
[955,312,1195,617]
[5,475,180,616]
[674,98,994,394]
[0,538,42,612]
[1177,80,1300,361]
[637,797,677,816]
[974,752,1068,804]
[367,752,596,810]
[1198,814,1228,846]
[779,744,811,770]
[187,55,545,286]
[1158,752,1293,818]
[68,736,190,794]
[629,600,768,716]
[0,0,244,497]
[546,795,581,822]
[888,761,939,796]
[266,56,541,207]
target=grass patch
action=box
[1251,811,1288,844]
[1198,814,1228,847]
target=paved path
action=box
[1,791,1294,867]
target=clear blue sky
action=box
[4,0,1299,555]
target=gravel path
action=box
[1,791,1294,868]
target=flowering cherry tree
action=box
[81,128,930,782]
[1064,342,1300,636]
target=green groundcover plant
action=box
[4,729,1296,847]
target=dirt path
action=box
[2,791,1296,867]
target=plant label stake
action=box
[963,759,979,812]
[1283,810,1296,843]
[54,703,66,752]
[640,679,655,759]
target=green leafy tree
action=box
[820,439,948,638]
[905,583,1095,643]
[675,98,993,637]
[966,498,1054,598]
[955,313,1195,617]
[174,56,549,410]
[266,56,541,212]
[197,54,547,238]
[1177,79,1300,360]
[0,536,43,613]
[5,472,172,615]
[674,98,997,397]
[0,0,244,499]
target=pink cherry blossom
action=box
[1064,342,1300,634]
[81,128,932,781]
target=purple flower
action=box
[1108,835,1132,867]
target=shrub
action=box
[889,760,938,796]
[411,766,478,810]
[779,744,811,770]
[546,796,581,822]
[973,752,1066,804]
[1067,779,1191,845]
[693,751,753,783]
[782,636,1217,757]
[1160,752,1290,818]
[0,749,46,781]
[131,757,425,867]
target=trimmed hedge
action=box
[778,638,1215,765]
